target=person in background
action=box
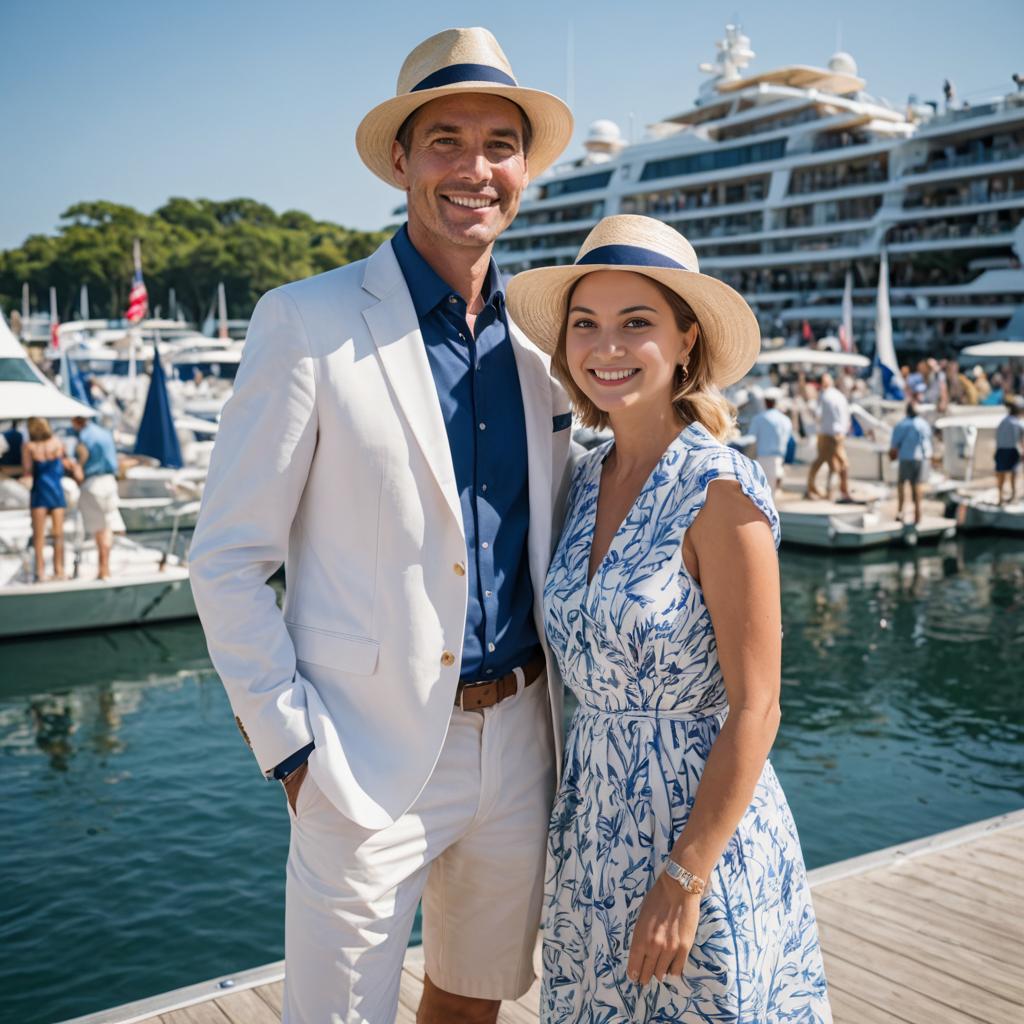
[1,420,26,478]
[971,366,991,401]
[72,416,125,580]
[995,397,1024,505]
[21,417,81,581]
[982,371,1005,405]
[806,372,854,502]
[922,358,949,411]
[750,391,793,495]
[889,402,933,525]
[951,364,979,405]
[906,360,926,394]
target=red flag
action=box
[802,320,814,343]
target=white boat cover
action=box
[0,314,95,420]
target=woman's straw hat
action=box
[356,27,574,188]
[506,215,761,387]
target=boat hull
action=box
[0,570,197,639]
[118,498,199,533]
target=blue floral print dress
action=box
[542,423,831,1023]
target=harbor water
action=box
[2,535,1022,1024]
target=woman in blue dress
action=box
[22,416,77,581]
[507,216,831,1023]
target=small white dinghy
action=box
[944,488,1024,534]
[777,495,957,551]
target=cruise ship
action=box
[493,26,1024,356]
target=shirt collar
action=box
[391,224,504,318]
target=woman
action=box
[507,216,830,1022]
[22,417,77,581]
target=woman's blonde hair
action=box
[551,275,735,441]
[27,417,53,442]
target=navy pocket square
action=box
[553,413,572,432]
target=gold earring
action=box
[679,363,690,384]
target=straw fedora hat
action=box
[356,27,574,188]
[506,215,761,388]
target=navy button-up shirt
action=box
[271,228,539,778]
[392,225,538,680]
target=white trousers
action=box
[283,674,555,1024]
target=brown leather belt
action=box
[455,651,546,711]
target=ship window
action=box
[639,138,787,181]
[0,359,40,383]
[541,170,614,199]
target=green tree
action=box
[0,198,391,323]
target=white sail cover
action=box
[0,314,95,420]
[873,250,904,399]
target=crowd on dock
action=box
[743,357,1024,512]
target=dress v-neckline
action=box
[584,425,695,588]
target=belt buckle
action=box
[458,680,484,712]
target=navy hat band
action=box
[576,244,691,272]
[412,63,517,92]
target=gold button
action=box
[453,563,465,577]
[441,651,456,667]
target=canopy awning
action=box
[959,340,1024,359]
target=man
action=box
[71,416,124,579]
[994,396,1024,504]
[0,420,25,478]
[749,390,792,494]
[805,372,854,501]
[889,402,933,525]
[189,27,574,1024]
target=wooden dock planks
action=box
[60,811,1023,1024]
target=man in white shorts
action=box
[189,27,574,1024]
[72,416,124,579]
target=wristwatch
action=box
[663,858,706,895]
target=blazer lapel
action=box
[509,323,554,631]
[361,244,463,531]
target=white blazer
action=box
[189,240,572,830]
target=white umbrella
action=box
[959,340,1024,359]
[0,313,95,420]
[756,347,870,368]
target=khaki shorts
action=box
[79,474,126,535]
[283,674,555,1022]
[817,433,849,472]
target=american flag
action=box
[49,286,60,350]
[125,238,149,323]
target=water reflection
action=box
[2,622,214,776]
[0,537,1021,1024]
[773,536,1024,868]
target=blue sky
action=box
[2,0,1020,249]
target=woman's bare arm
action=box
[670,477,782,877]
